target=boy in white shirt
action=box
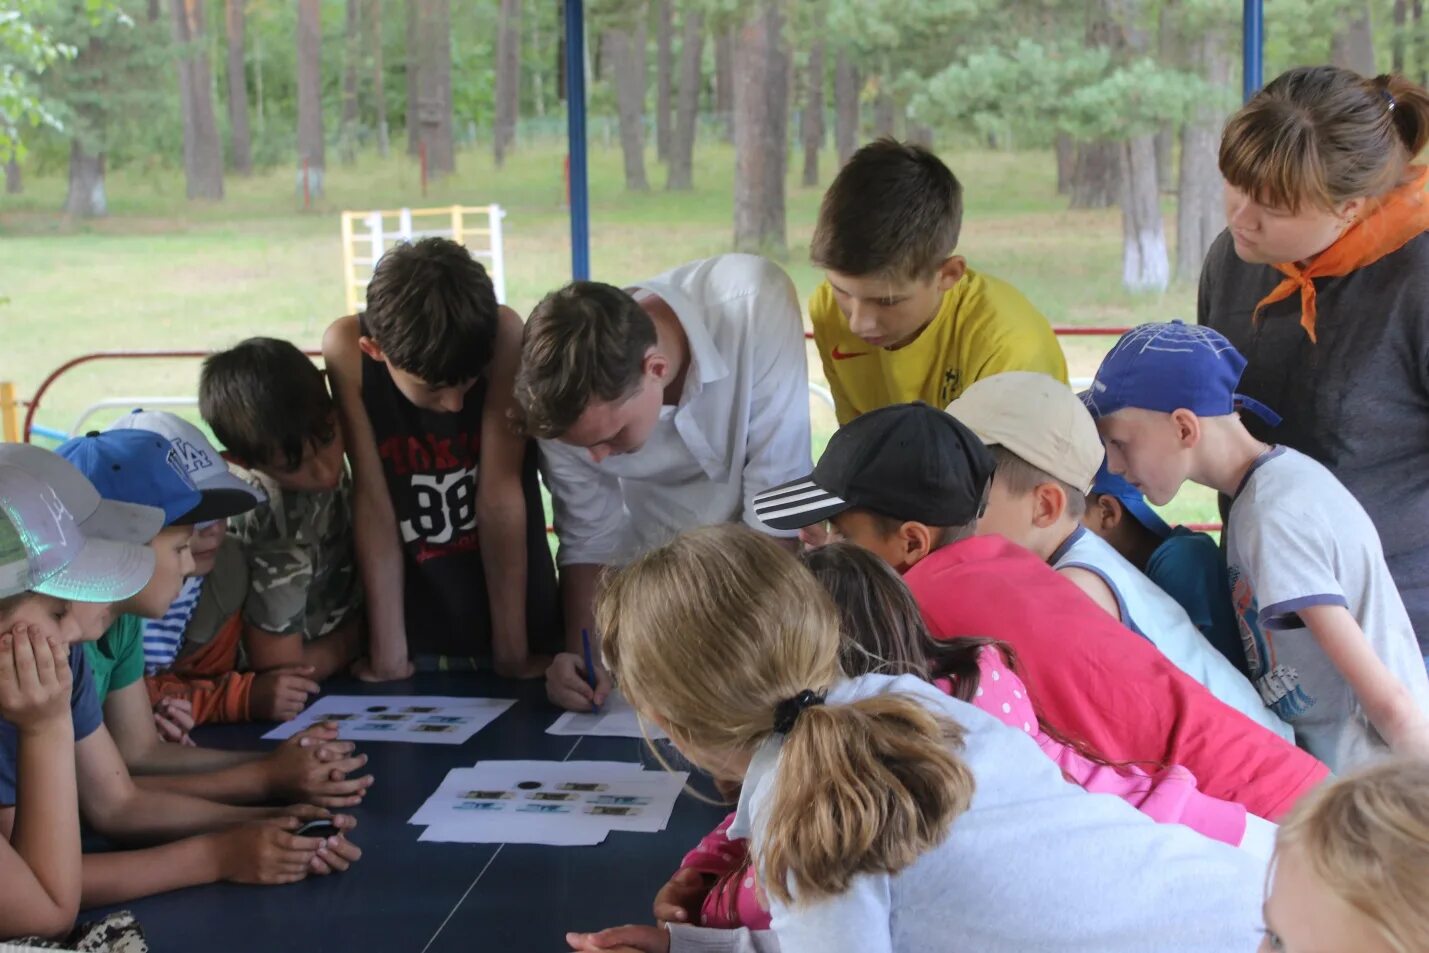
[947,371,1290,739]
[1087,321,1429,771]
[514,254,812,711]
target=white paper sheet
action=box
[409,760,688,846]
[546,690,668,740]
[261,695,515,745]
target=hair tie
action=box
[773,690,826,734]
[1383,88,1397,113]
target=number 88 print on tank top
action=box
[359,333,562,660]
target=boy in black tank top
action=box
[323,238,561,681]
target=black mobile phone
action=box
[294,819,341,839]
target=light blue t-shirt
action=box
[1147,527,1247,678]
[722,675,1266,953]
[0,645,103,806]
[1228,446,1429,773]
[1052,524,1292,741]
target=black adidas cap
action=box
[753,402,995,531]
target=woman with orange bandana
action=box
[1200,65,1429,660]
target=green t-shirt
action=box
[83,614,146,701]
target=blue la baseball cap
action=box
[1090,459,1173,539]
[1083,321,1282,426]
[56,430,256,527]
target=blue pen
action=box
[581,628,600,714]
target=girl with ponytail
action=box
[1203,66,1429,655]
[566,525,1265,953]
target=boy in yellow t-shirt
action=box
[809,139,1067,425]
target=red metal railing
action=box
[13,328,1215,531]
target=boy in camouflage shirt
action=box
[176,338,365,720]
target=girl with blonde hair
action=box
[1261,759,1429,953]
[567,525,1265,953]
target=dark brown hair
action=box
[199,337,336,471]
[1220,66,1429,214]
[514,281,656,438]
[363,237,499,386]
[810,138,963,282]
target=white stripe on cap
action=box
[755,492,849,523]
[752,483,830,512]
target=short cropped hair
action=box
[514,281,656,438]
[990,446,1087,520]
[851,508,977,552]
[199,337,336,471]
[363,238,499,386]
[810,138,964,282]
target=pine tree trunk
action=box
[873,75,895,139]
[417,0,454,177]
[801,38,825,187]
[370,0,389,157]
[225,0,252,175]
[493,0,521,166]
[405,0,420,155]
[340,0,361,165]
[1394,0,1408,73]
[667,3,703,191]
[1154,124,1173,192]
[65,139,107,217]
[1121,135,1169,291]
[1414,0,1426,86]
[1070,141,1121,208]
[715,26,734,143]
[5,158,21,195]
[833,47,858,166]
[655,0,673,162]
[732,0,788,254]
[606,15,650,191]
[1331,4,1377,75]
[1055,132,1075,195]
[1176,26,1230,283]
[297,0,325,196]
[173,0,224,199]
[556,1,566,101]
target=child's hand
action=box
[566,926,670,953]
[653,868,710,925]
[0,625,73,733]
[307,832,362,876]
[154,697,196,745]
[546,652,613,711]
[209,816,326,886]
[249,665,320,721]
[263,733,373,807]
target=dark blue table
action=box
[99,674,728,953]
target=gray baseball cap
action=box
[0,442,165,545]
[0,463,157,602]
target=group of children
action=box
[4,122,1429,950]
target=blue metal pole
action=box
[564,0,591,280]
[1243,0,1264,103]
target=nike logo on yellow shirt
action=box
[831,346,870,361]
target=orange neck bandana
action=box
[1254,166,1429,343]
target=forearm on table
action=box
[134,757,271,806]
[11,723,81,928]
[87,789,263,844]
[81,837,221,907]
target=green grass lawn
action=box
[0,139,1219,527]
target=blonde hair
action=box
[1220,65,1429,214]
[1273,759,1429,953]
[596,524,974,905]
